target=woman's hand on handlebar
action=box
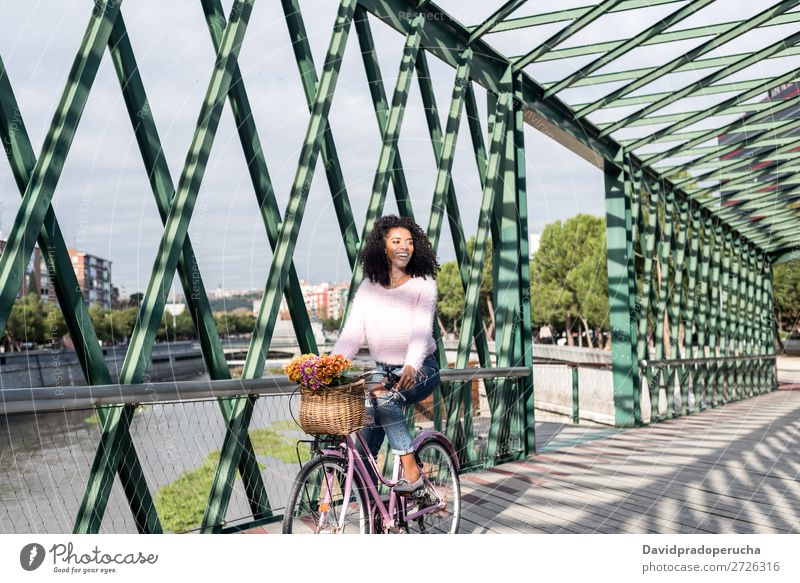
[395,365,417,389]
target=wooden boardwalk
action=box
[459,385,800,534]
[244,385,799,534]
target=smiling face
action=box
[384,227,414,272]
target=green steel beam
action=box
[353,11,454,437]
[77,0,256,535]
[708,184,800,213]
[657,136,795,160]
[736,212,800,237]
[543,0,716,98]
[683,143,800,197]
[353,6,418,220]
[728,236,743,399]
[204,0,316,352]
[452,76,512,461]
[654,121,800,172]
[512,73,535,455]
[693,212,712,410]
[283,0,361,268]
[600,105,783,131]
[718,230,733,402]
[246,0,356,381]
[635,177,658,392]
[690,150,800,175]
[512,0,623,73]
[415,53,496,444]
[665,198,688,416]
[0,44,160,535]
[681,208,701,413]
[634,68,800,158]
[625,111,796,149]
[476,0,682,35]
[597,30,800,139]
[566,46,800,90]
[651,189,676,420]
[414,49,473,439]
[0,59,112,387]
[605,149,639,427]
[424,49,471,251]
[360,0,786,254]
[203,0,357,533]
[108,10,272,530]
[706,222,723,405]
[698,167,800,191]
[745,247,757,396]
[468,0,529,44]
[574,1,798,120]
[0,0,122,340]
[714,190,800,219]
[342,12,425,310]
[415,50,472,436]
[0,0,173,535]
[488,89,521,460]
[583,79,769,112]
[525,10,800,64]
[464,84,509,448]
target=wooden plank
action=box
[486,464,793,533]
[472,467,711,534]
[463,472,659,534]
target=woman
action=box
[331,214,440,496]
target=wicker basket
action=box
[298,379,366,436]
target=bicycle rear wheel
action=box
[404,439,460,534]
[282,455,370,534]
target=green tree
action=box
[321,316,342,332]
[44,303,68,345]
[531,214,608,347]
[110,307,140,343]
[435,237,494,338]
[5,292,47,350]
[435,261,464,335]
[89,306,112,344]
[175,309,197,338]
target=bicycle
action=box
[282,367,461,534]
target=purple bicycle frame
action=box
[317,429,458,532]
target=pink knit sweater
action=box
[331,276,437,370]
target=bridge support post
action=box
[604,151,639,427]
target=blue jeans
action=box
[355,353,440,484]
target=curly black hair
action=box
[360,215,440,286]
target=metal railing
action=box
[0,366,531,534]
[639,354,778,421]
[0,366,531,416]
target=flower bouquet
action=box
[284,353,365,435]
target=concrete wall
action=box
[0,341,206,389]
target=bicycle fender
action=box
[317,449,346,461]
[413,430,460,470]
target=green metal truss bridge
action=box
[0,0,795,533]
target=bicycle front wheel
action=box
[405,439,461,534]
[282,455,370,534]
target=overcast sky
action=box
[0,0,794,298]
